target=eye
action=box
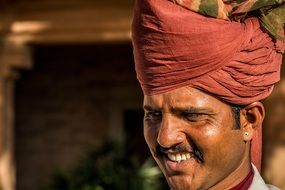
[183,112,205,122]
[144,111,162,124]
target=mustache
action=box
[156,143,204,163]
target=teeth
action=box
[176,154,181,162]
[186,153,191,159]
[167,153,193,162]
[168,154,176,161]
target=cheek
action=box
[199,125,244,164]
[202,127,217,137]
[193,123,225,144]
[193,120,242,156]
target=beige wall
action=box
[262,56,285,189]
[15,44,142,190]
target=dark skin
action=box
[143,87,264,190]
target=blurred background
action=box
[0,0,284,190]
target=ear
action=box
[240,102,265,142]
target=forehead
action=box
[143,87,229,111]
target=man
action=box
[131,0,285,189]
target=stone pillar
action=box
[0,40,32,190]
[0,77,15,190]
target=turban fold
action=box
[132,0,285,170]
[171,0,285,40]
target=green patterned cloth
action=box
[171,0,285,40]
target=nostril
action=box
[157,130,185,149]
[157,146,169,154]
[157,114,185,148]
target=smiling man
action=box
[143,87,262,190]
[131,0,285,189]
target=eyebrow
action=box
[143,105,161,112]
[143,105,215,115]
[170,106,215,114]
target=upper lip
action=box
[155,145,204,164]
[156,147,194,160]
[158,147,193,155]
[167,152,194,162]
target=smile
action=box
[167,152,194,163]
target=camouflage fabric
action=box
[170,0,285,40]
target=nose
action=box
[157,114,184,149]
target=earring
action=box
[244,132,249,136]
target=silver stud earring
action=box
[244,132,249,136]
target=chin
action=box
[166,175,201,190]
[159,165,205,190]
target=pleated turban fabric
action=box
[132,0,285,170]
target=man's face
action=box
[143,87,249,190]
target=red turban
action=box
[132,0,285,170]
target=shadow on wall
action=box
[263,60,285,189]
